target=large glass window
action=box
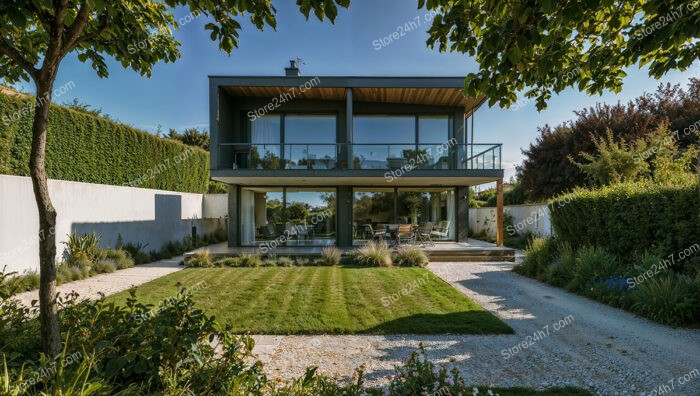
[352,115,451,169]
[284,115,337,169]
[240,187,336,247]
[285,188,336,246]
[352,188,395,243]
[353,116,415,144]
[250,115,282,169]
[240,187,284,246]
[418,116,449,143]
[248,114,337,169]
[397,188,455,240]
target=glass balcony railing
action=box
[218,143,501,171]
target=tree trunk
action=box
[30,78,61,357]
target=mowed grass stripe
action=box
[106,267,512,335]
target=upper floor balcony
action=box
[218,142,501,171]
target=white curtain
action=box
[446,190,455,239]
[241,189,255,245]
[251,115,280,144]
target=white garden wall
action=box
[0,175,228,274]
[469,203,552,239]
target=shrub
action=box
[62,231,100,262]
[353,241,392,267]
[544,242,576,287]
[550,182,699,263]
[393,245,428,267]
[295,257,312,267]
[104,248,134,270]
[1,270,40,294]
[568,246,620,292]
[277,256,295,267]
[239,253,262,267]
[215,257,241,267]
[318,247,341,266]
[0,91,209,193]
[188,250,214,268]
[120,241,150,262]
[262,258,278,267]
[93,259,117,274]
[630,273,698,326]
[515,237,557,278]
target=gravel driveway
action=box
[254,262,700,395]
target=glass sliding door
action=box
[352,188,395,243]
[285,188,336,246]
[240,187,284,246]
[397,188,455,240]
[417,116,452,169]
[284,115,337,169]
[250,115,282,169]
[240,187,336,247]
[352,116,415,169]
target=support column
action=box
[227,184,239,247]
[496,179,504,247]
[336,186,353,247]
[456,186,470,243]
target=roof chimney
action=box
[285,60,300,77]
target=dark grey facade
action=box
[209,75,504,248]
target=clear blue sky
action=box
[12,0,698,182]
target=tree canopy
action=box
[0,0,349,85]
[518,79,700,201]
[422,0,700,110]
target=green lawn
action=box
[107,267,513,334]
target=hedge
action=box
[0,91,208,193]
[549,182,700,257]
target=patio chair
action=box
[364,224,385,241]
[260,223,279,239]
[416,222,435,246]
[431,220,450,239]
[396,224,414,246]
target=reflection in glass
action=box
[352,188,395,243]
[240,187,336,247]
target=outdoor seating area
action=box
[356,222,437,247]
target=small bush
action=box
[277,256,295,267]
[262,258,278,267]
[319,247,341,266]
[568,246,620,292]
[63,231,101,262]
[1,270,40,294]
[393,245,428,267]
[104,248,134,270]
[295,257,312,266]
[630,273,698,326]
[515,237,557,277]
[239,253,262,267]
[353,241,392,267]
[93,259,117,274]
[187,250,214,268]
[544,242,576,287]
[215,257,241,267]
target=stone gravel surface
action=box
[253,261,700,395]
[14,257,184,307]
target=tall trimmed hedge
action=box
[0,91,208,193]
[549,182,700,257]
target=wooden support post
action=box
[496,179,504,247]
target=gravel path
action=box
[14,257,184,307]
[254,262,700,395]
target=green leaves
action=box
[422,0,700,110]
[0,0,349,84]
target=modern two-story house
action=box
[209,62,505,250]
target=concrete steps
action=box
[425,248,515,262]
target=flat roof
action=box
[210,76,486,112]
